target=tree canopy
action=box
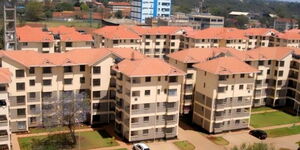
[25,1,45,21]
[55,2,75,12]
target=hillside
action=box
[173,0,300,19]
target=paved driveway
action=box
[147,141,179,150]
[221,130,300,150]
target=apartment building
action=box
[48,26,93,52]
[93,26,142,51]
[167,48,231,115]
[278,30,300,48]
[287,53,300,113]
[16,25,93,53]
[274,18,299,32]
[94,25,191,59]
[182,28,249,51]
[0,48,145,132]
[192,57,258,133]
[244,28,279,48]
[16,26,55,53]
[112,58,184,141]
[0,69,12,150]
[131,0,171,23]
[228,47,299,107]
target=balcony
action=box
[0,116,8,127]
[0,130,8,142]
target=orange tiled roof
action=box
[93,26,141,39]
[52,11,77,18]
[0,48,144,67]
[49,26,93,42]
[187,27,247,40]
[16,25,54,42]
[278,32,300,40]
[0,68,12,84]
[113,58,185,77]
[129,26,193,35]
[244,28,279,36]
[193,57,259,75]
[231,47,298,61]
[285,29,300,34]
[167,48,232,63]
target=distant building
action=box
[147,13,224,30]
[274,18,299,32]
[131,0,171,23]
[108,2,131,18]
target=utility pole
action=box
[3,0,17,50]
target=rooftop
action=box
[167,47,232,63]
[93,26,141,39]
[244,28,279,36]
[16,25,54,42]
[186,27,247,40]
[48,26,93,42]
[113,58,185,77]
[0,48,144,67]
[193,57,259,75]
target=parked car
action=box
[132,143,150,150]
[249,129,267,140]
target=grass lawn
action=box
[207,136,229,145]
[250,111,300,128]
[18,130,118,150]
[265,125,300,138]
[173,141,195,150]
[25,20,101,28]
[251,107,274,112]
[29,125,89,134]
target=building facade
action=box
[131,0,171,23]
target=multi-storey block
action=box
[112,58,184,142]
[192,57,258,133]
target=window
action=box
[144,103,150,109]
[168,89,177,96]
[16,96,25,104]
[64,79,73,85]
[80,77,85,83]
[268,60,272,65]
[143,117,149,122]
[0,100,6,106]
[240,74,245,78]
[80,65,85,72]
[43,67,52,74]
[239,85,244,90]
[131,118,138,123]
[30,117,37,123]
[186,73,193,79]
[16,83,25,91]
[93,79,101,86]
[42,92,52,98]
[93,66,101,74]
[280,61,285,67]
[42,42,49,48]
[144,90,150,96]
[93,91,101,98]
[17,121,26,130]
[143,129,149,134]
[238,97,242,101]
[22,42,28,46]
[158,77,161,81]
[43,80,52,86]
[258,61,264,66]
[29,80,35,86]
[145,35,150,39]
[29,67,35,74]
[278,70,284,77]
[169,76,177,83]
[157,89,160,94]
[145,42,150,45]
[29,92,36,99]
[145,77,151,82]
[17,109,26,116]
[66,42,72,47]
[16,70,24,77]
[132,104,138,110]
[277,80,283,86]
[64,66,72,73]
[267,69,270,75]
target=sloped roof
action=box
[0,48,144,67]
[48,26,93,42]
[129,26,193,35]
[167,47,232,63]
[244,28,279,36]
[193,57,259,75]
[112,58,185,77]
[16,25,54,42]
[186,27,247,40]
[93,26,141,39]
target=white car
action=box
[132,143,150,150]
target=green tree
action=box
[235,16,249,29]
[231,143,275,150]
[115,10,123,19]
[55,2,74,12]
[80,3,89,12]
[25,1,44,21]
